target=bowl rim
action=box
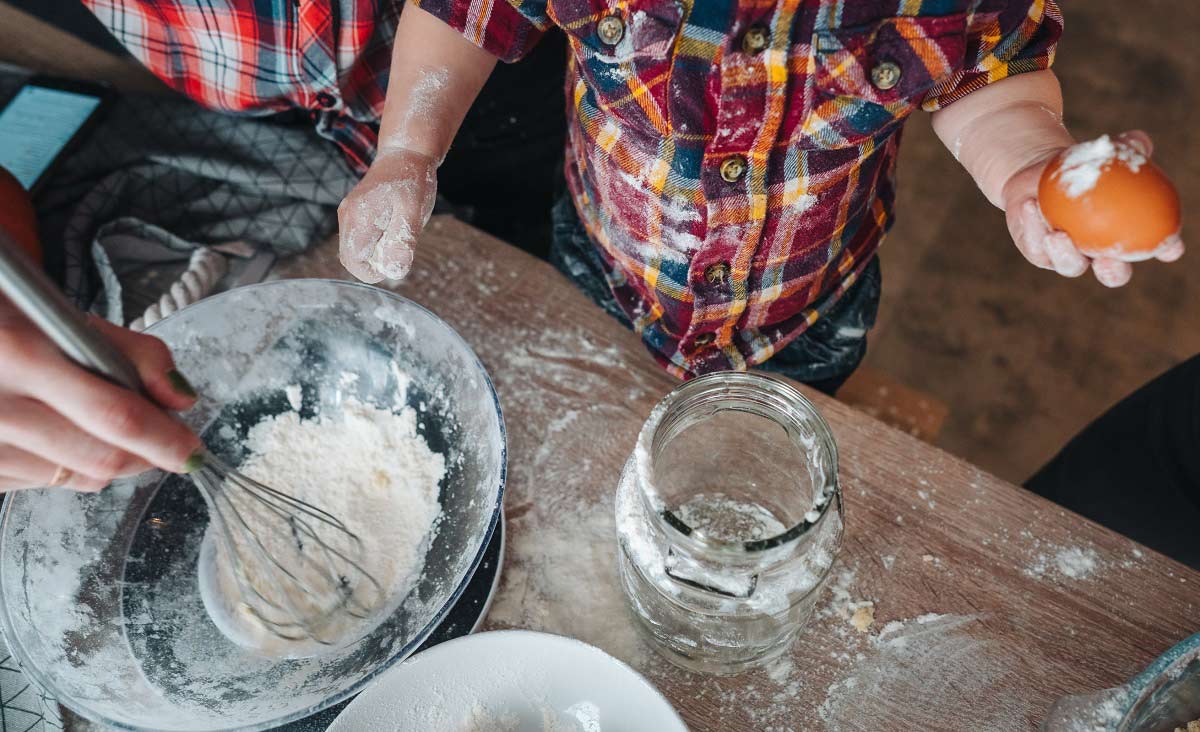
[1117,630,1200,731]
[0,278,508,731]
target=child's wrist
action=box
[954,101,1074,208]
[376,136,444,168]
[992,141,1070,208]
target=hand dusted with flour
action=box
[337,8,497,283]
[937,74,1185,287]
[338,149,439,283]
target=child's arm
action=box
[931,69,1184,288]
[338,4,496,283]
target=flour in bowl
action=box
[198,393,445,657]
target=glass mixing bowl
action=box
[0,279,506,731]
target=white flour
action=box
[1053,547,1100,579]
[284,384,303,411]
[457,703,520,731]
[1025,545,1102,582]
[382,67,449,157]
[455,701,599,732]
[199,396,445,657]
[487,497,650,668]
[1052,134,1146,198]
[817,614,1030,730]
[676,493,786,542]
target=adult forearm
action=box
[378,4,498,161]
[931,69,1075,209]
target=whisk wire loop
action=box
[194,468,325,642]
[204,452,355,534]
[191,452,386,644]
[208,459,387,615]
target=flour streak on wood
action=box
[278,219,1200,731]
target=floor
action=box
[866,0,1200,481]
[2,0,1197,484]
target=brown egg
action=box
[1038,136,1181,260]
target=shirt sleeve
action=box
[409,0,551,63]
[922,0,1063,111]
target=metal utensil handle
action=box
[0,230,145,393]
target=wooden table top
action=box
[277,217,1200,731]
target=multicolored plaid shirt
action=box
[88,0,1062,378]
[83,0,399,172]
[415,0,1062,377]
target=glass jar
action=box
[615,372,843,675]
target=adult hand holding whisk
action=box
[0,169,201,491]
[0,293,202,491]
[0,230,382,646]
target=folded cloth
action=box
[0,72,359,321]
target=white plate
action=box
[326,630,687,731]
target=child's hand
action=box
[337,148,438,284]
[1000,130,1185,288]
[338,3,497,284]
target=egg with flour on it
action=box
[1038,134,1182,261]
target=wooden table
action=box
[277,217,1200,731]
[9,8,1193,729]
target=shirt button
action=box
[720,155,747,183]
[704,262,730,286]
[870,61,902,91]
[742,26,769,55]
[597,15,625,46]
[695,333,716,346]
[316,91,337,108]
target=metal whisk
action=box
[0,232,383,645]
[190,451,384,644]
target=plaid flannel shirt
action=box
[415,0,1062,377]
[83,0,399,172]
[87,0,1061,378]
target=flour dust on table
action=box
[198,389,445,657]
[1023,540,1104,582]
[816,613,1024,730]
[487,496,651,669]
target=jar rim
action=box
[634,371,841,555]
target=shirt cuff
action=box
[409,0,549,63]
[922,0,1063,111]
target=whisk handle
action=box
[0,230,145,393]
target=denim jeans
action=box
[549,196,881,395]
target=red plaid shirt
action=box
[83,0,399,172]
[415,0,1062,377]
[88,0,1061,378]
